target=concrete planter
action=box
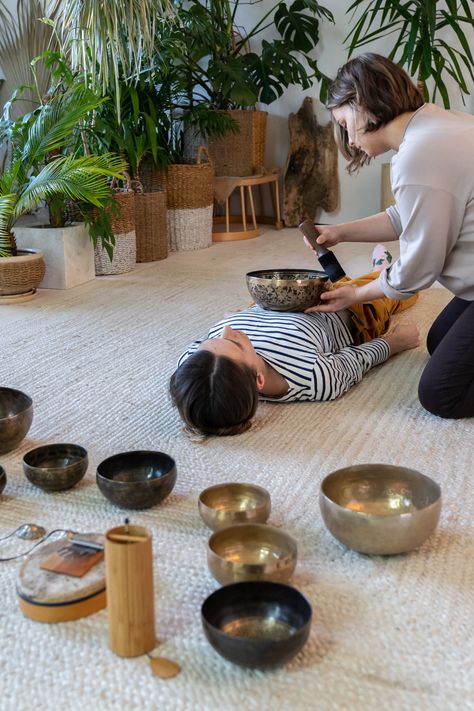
[13,222,95,289]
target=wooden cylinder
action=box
[105,524,155,657]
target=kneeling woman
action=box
[170,260,420,437]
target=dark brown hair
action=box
[169,350,259,437]
[326,53,424,173]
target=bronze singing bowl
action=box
[320,463,442,555]
[0,387,33,455]
[207,523,297,585]
[23,443,88,492]
[199,482,271,531]
[246,269,329,312]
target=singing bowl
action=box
[23,444,88,492]
[319,463,442,555]
[201,581,312,669]
[0,466,6,496]
[246,269,329,312]
[0,387,33,455]
[207,523,297,585]
[96,450,177,509]
[199,482,271,531]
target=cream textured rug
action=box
[1,228,473,711]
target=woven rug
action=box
[1,229,472,711]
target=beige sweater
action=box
[381,103,474,300]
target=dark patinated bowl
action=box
[96,450,177,509]
[0,466,6,496]
[246,269,329,312]
[199,482,271,531]
[23,443,88,492]
[320,463,442,555]
[0,387,33,455]
[201,581,312,669]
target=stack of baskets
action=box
[166,146,215,251]
[134,160,168,262]
[94,187,136,276]
[208,110,267,177]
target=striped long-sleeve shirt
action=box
[178,306,390,402]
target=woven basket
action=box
[135,191,168,262]
[0,250,45,296]
[139,158,167,193]
[168,206,213,252]
[208,110,268,177]
[94,190,136,275]
[166,146,214,210]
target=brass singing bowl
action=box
[199,482,271,531]
[207,523,297,585]
[0,387,33,455]
[246,269,329,312]
[319,463,442,556]
[23,443,88,492]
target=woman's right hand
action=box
[302,223,344,253]
[382,324,420,355]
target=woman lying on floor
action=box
[169,250,420,436]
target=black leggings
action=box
[418,297,474,418]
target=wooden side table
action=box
[213,172,284,242]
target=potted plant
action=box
[345,0,474,107]
[0,80,126,299]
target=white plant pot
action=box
[13,222,95,289]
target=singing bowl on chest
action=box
[246,269,329,312]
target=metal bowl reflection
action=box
[199,482,271,531]
[319,463,442,555]
[207,523,297,585]
[201,581,312,668]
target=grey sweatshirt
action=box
[380,103,474,301]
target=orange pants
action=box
[337,272,419,345]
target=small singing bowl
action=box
[199,482,271,531]
[207,523,297,586]
[202,581,312,669]
[96,450,177,509]
[0,387,33,455]
[320,463,442,556]
[23,444,88,492]
[246,269,329,312]
[0,466,6,496]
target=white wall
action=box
[237,0,474,223]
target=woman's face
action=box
[332,104,389,158]
[199,325,260,370]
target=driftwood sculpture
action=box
[283,97,339,226]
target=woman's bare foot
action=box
[372,244,393,272]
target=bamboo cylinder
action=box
[105,524,155,657]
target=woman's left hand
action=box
[305,285,358,313]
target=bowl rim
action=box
[198,481,271,509]
[246,268,328,283]
[0,387,33,414]
[96,449,176,484]
[320,462,442,517]
[23,443,88,468]
[208,522,297,557]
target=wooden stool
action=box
[213,172,284,242]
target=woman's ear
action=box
[255,371,265,392]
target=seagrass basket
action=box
[94,190,136,275]
[135,190,168,262]
[208,110,267,177]
[0,250,45,297]
[167,146,215,251]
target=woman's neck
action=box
[259,356,288,397]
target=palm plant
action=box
[0,83,127,257]
[345,0,474,107]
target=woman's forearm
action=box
[317,212,398,247]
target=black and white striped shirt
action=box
[178,306,390,402]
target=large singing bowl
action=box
[0,387,33,455]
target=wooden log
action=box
[283,97,339,226]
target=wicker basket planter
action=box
[94,190,136,275]
[0,249,45,301]
[208,110,267,177]
[167,147,215,252]
[135,191,168,262]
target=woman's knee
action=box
[418,370,472,419]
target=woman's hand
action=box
[302,224,343,253]
[381,324,420,355]
[305,285,358,313]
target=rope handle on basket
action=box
[111,170,134,193]
[196,145,214,166]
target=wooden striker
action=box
[105,524,155,657]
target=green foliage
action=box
[346,0,474,107]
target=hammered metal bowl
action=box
[23,443,88,492]
[207,523,297,585]
[96,450,177,509]
[201,581,312,668]
[246,269,329,312]
[0,387,33,455]
[320,463,442,555]
[199,482,271,531]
